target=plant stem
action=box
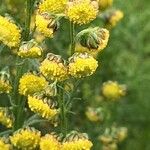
[12,0,33,131]
[70,22,75,55]
[58,84,67,136]
[24,0,32,41]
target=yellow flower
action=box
[98,0,113,10]
[116,127,128,142]
[0,15,21,47]
[102,81,126,100]
[0,79,12,94]
[66,0,98,25]
[18,40,43,58]
[40,134,61,150]
[10,128,41,150]
[62,131,93,150]
[28,96,59,120]
[68,53,98,78]
[62,139,93,150]
[39,0,67,14]
[40,53,68,81]
[36,13,58,38]
[0,138,11,150]
[0,108,13,128]
[102,143,118,150]
[19,73,48,96]
[76,27,109,55]
[85,107,104,122]
[108,10,124,27]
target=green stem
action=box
[58,84,67,136]
[70,22,75,55]
[24,0,32,41]
[12,0,33,131]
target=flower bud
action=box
[76,27,109,55]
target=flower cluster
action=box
[40,53,68,81]
[0,138,11,150]
[101,9,124,28]
[98,0,113,10]
[18,40,43,58]
[62,131,93,150]
[28,95,59,120]
[0,78,12,94]
[39,0,67,14]
[102,81,126,100]
[40,134,61,150]
[66,0,98,25]
[19,73,48,96]
[68,53,98,78]
[10,128,41,150]
[85,107,105,122]
[36,13,59,38]
[0,108,13,128]
[0,15,21,47]
[99,126,128,150]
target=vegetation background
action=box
[0,0,150,149]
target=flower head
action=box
[0,15,21,47]
[102,9,124,28]
[108,10,124,27]
[36,13,59,38]
[66,0,98,25]
[28,95,59,120]
[0,107,13,128]
[102,81,126,100]
[76,27,109,55]
[0,79,12,94]
[10,128,41,150]
[19,73,48,96]
[39,0,67,14]
[62,131,93,150]
[68,53,98,78]
[18,40,43,58]
[40,134,61,150]
[85,107,104,122]
[0,138,11,150]
[40,53,68,81]
[98,0,113,10]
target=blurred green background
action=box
[0,0,150,150]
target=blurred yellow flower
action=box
[19,73,48,96]
[0,138,11,150]
[10,128,41,150]
[102,81,126,100]
[0,79,12,94]
[98,0,113,10]
[0,15,21,47]
[68,53,98,78]
[28,96,59,120]
[40,134,61,150]
[66,0,98,25]
[0,108,13,128]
